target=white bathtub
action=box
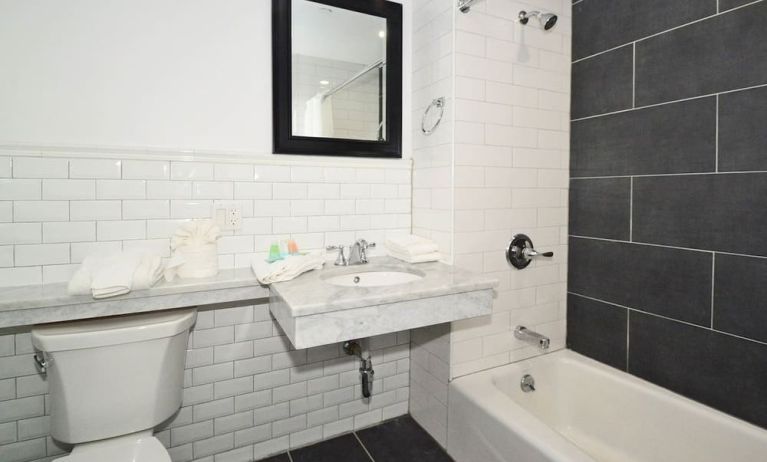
[447,349,767,462]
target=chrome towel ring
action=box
[421,97,445,135]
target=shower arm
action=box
[457,0,479,14]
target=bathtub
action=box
[447,349,767,462]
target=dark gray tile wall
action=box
[571,45,633,119]
[571,97,717,177]
[569,178,630,240]
[573,0,716,60]
[568,0,767,429]
[635,3,767,106]
[719,86,767,171]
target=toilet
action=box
[31,308,197,462]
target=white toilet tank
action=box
[31,309,197,444]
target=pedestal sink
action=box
[323,270,423,287]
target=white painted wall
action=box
[0,0,411,157]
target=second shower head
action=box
[519,10,558,31]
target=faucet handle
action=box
[355,240,376,263]
[326,245,347,266]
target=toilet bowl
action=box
[56,431,170,462]
[31,308,197,462]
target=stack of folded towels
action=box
[68,251,164,299]
[251,251,326,285]
[385,234,441,263]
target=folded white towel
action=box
[385,235,440,258]
[68,251,164,299]
[252,252,325,285]
[388,249,442,263]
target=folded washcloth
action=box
[385,235,440,262]
[251,252,326,285]
[68,251,164,299]
[387,249,442,263]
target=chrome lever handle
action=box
[507,234,554,270]
[523,248,554,258]
[326,245,347,266]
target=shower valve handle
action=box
[507,234,554,270]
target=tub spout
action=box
[514,326,550,351]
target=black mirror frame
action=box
[272,0,403,158]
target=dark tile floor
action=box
[257,415,453,462]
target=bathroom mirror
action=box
[272,0,402,158]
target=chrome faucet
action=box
[514,326,550,351]
[327,239,376,266]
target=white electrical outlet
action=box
[213,201,242,230]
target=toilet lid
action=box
[55,436,171,462]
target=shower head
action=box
[518,10,558,31]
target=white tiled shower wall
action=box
[408,0,571,448]
[449,0,571,378]
[0,150,411,286]
[409,0,454,447]
[0,304,411,462]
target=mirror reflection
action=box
[291,0,387,141]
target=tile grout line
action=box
[568,291,767,347]
[353,431,376,462]
[571,170,767,180]
[625,310,630,372]
[710,253,716,328]
[629,177,633,242]
[632,42,636,108]
[569,234,767,261]
[571,82,767,123]
[571,0,765,64]
[715,94,719,172]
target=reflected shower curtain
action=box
[304,93,334,137]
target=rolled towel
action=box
[252,252,325,285]
[385,235,440,259]
[165,219,221,281]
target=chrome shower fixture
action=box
[518,10,558,30]
[457,0,478,14]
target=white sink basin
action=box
[323,271,423,287]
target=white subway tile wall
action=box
[0,151,411,287]
[0,305,411,462]
[449,0,571,379]
[408,0,571,448]
[409,0,454,448]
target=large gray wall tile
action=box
[714,254,767,343]
[569,237,712,326]
[567,294,627,370]
[629,312,767,428]
[573,0,715,60]
[572,45,633,119]
[633,173,767,256]
[569,178,630,240]
[635,2,767,106]
[719,85,767,172]
[571,97,716,177]
[720,0,758,11]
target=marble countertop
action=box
[270,256,498,317]
[0,269,269,329]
